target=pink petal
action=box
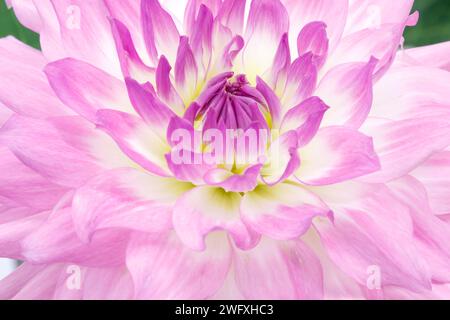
[141,0,180,64]
[109,18,155,83]
[173,186,260,251]
[0,115,102,188]
[314,183,431,292]
[72,168,192,242]
[241,183,331,240]
[0,37,69,118]
[243,0,289,82]
[281,0,348,53]
[411,151,450,215]
[395,42,450,71]
[295,126,380,185]
[217,0,246,35]
[95,109,171,177]
[234,237,323,299]
[45,58,134,121]
[5,0,41,32]
[126,232,231,299]
[175,36,199,102]
[204,164,263,193]
[361,117,450,183]
[316,58,377,128]
[155,56,185,114]
[297,21,329,69]
[280,96,329,146]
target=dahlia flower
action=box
[0,0,450,300]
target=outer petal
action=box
[234,237,323,299]
[241,184,331,240]
[0,115,103,188]
[5,0,41,32]
[316,58,377,128]
[295,126,380,185]
[297,21,329,69]
[45,58,134,121]
[95,109,171,177]
[361,117,450,183]
[172,186,259,251]
[47,0,121,77]
[72,168,192,242]
[394,42,450,71]
[0,37,69,118]
[313,183,431,293]
[411,151,450,215]
[126,232,231,299]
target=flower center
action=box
[192,73,268,131]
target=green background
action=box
[0,0,449,50]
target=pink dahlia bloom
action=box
[1,0,450,300]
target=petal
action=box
[281,0,348,53]
[411,151,450,215]
[217,0,246,35]
[280,96,329,146]
[316,58,377,128]
[261,130,300,185]
[204,164,263,193]
[6,0,41,32]
[21,208,129,267]
[314,183,431,292]
[141,0,181,64]
[175,36,199,103]
[394,42,450,71]
[72,168,192,242]
[0,147,67,211]
[295,126,380,185]
[297,21,329,69]
[0,115,103,188]
[45,58,134,121]
[48,0,121,77]
[109,18,155,83]
[281,53,318,111]
[256,77,282,128]
[361,117,450,183]
[234,237,323,299]
[126,232,231,299]
[0,37,69,118]
[242,0,289,82]
[155,56,185,114]
[241,183,331,240]
[95,109,171,177]
[173,186,259,251]
[125,78,175,136]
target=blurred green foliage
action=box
[0,0,449,50]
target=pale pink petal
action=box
[173,186,260,251]
[21,208,129,267]
[394,42,450,71]
[234,237,323,299]
[316,58,377,128]
[361,117,450,183]
[0,37,69,118]
[72,168,192,242]
[48,0,121,77]
[155,56,186,114]
[217,0,246,35]
[175,36,199,102]
[0,115,103,188]
[411,151,450,215]
[204,164,263,193]
[126,232,231,299]
[45,58,134,121]
[295,126,380,185]
[314,183,431,292]
[6,0,41,32]
[241,183,331,240]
